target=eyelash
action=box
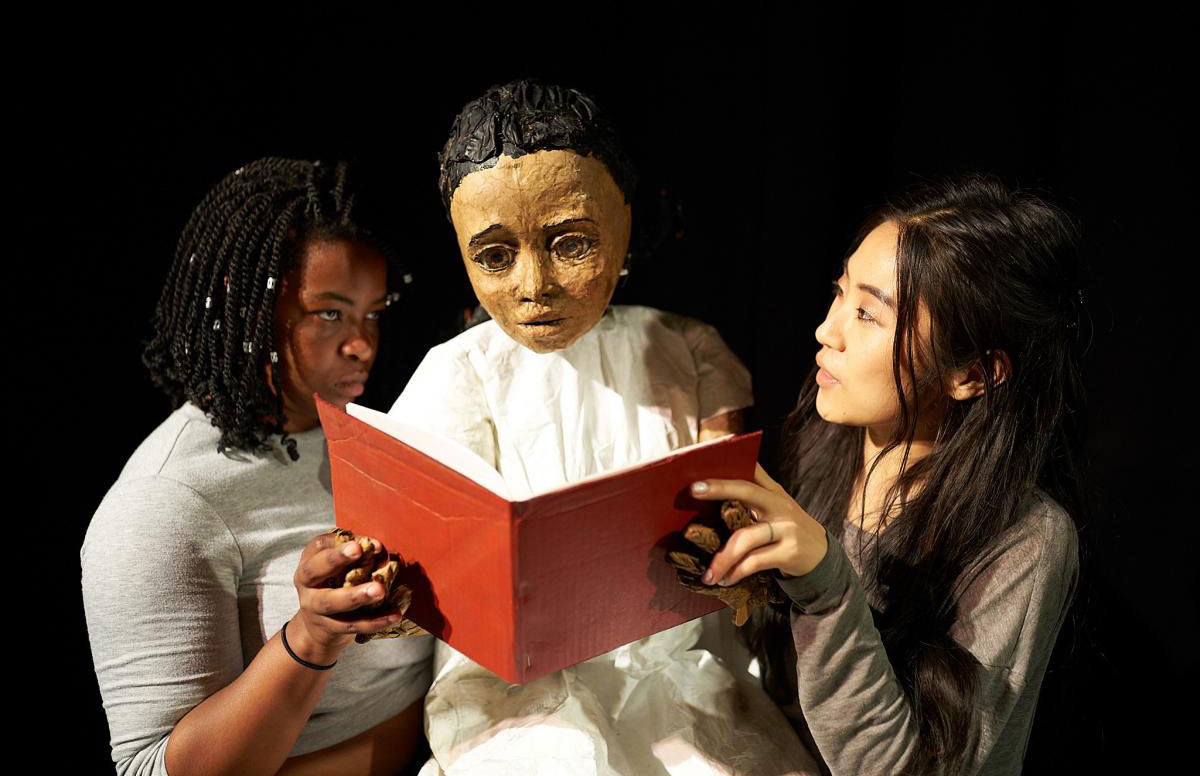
[472,247,515,273]
[830,282,877,324]
[550,233,594,261]
[471,233,596,273]
[316,310,383,322]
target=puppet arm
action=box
[699,408,745,440]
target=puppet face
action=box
[272,239,389,432]
[814,222,939,435]
[449,150,632,353]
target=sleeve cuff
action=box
[776,526,852,614]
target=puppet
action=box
[390,81,816,775]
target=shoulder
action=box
[83,406,252,569]
[606,305,736,355]
[82,472,243,590]
[1001,489,1079,576]
[608,305,713,336]
[404,321,514,382]
[390,325,498,420]
[965,488,1079,591]
[951,489,1079,667]
[112,404,213,479]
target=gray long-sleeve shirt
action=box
[81,404,433,775]
[773,489,1078,776]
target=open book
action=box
[317,397,761,684]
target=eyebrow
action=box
[544,217,596,230]
[858,284,896,310]
[468,224,508,248]
[840,257,896,310]
[309,292,390,306]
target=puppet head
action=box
[438,80,637,353]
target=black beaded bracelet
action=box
[281,620,337,671]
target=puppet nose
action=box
[515,253,555,301]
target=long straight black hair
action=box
[748,175,1088,774]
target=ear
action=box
[947,349,1011,402]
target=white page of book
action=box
[347,403,512,499]
[347,403,732,503]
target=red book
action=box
[317,397,761,684]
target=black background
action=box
[36,3,1193,772]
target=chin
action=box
[505,326,587,354]
[815,392,855,427]
[815,390,834,422]
[319,394,351,411]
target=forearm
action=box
[779,538,920,774]
[165,618,347,776]
[277,696,424,776]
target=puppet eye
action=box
[551,234,592,261]
[474,246,515,272]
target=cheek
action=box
[467,272,517,319]
[282,327,332,384]
[559,257,619,305]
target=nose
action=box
[341,321,376,363]
[514,251,555,302]
[815,305,843,351]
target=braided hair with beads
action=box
[143,157,393,461]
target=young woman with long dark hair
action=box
[690,175,1085,775]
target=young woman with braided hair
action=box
[689,175,1085,775]
[82,158,432,776]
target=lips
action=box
[334,372,369,398]
[815,355,840,387]
[519,314,565,326]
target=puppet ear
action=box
[947,350,1011,401]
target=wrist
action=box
[783,520,830,577]
[285,615,349,667]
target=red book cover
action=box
[317,397,761,684]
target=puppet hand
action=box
[689,463,828,586]
[667,499,785,626]
[290,530,426,664]
[326,529,428,643]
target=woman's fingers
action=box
[717,542,782,587]
[704,521,778,585]
[321,606,408,635]
[295,537,363,589]
[753,462,790,497]
[302,580,387,617]
[690,478,780,513]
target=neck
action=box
[853,406,944,532]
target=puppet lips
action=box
[519,317,565,327]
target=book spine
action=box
[510,499,526,683]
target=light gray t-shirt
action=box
[775,489,1078,776]
[81,403,433,776]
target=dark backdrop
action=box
[38,3,1192,772]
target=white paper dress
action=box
[389,306,818,775]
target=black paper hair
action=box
[437,80,637,217]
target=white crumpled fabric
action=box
[393,306,817,774]
[418,617,819,775]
